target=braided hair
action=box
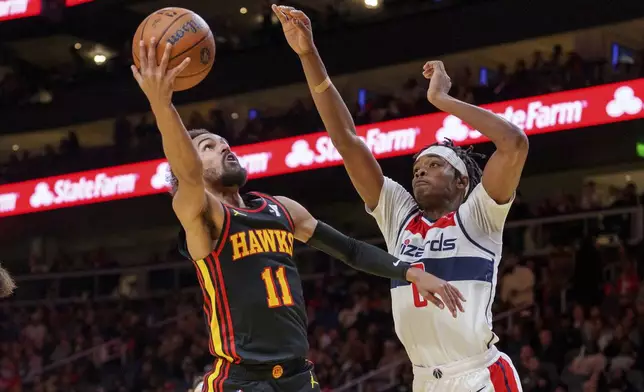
[167,129,212,195]
[413,138,485,198]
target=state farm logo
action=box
[151,162,171,190]
[435,98,587,140]
[30,173,139,208]
[0,193,18,213]
[285,128,418,168]
[0,0,30,17]
[436,116,481,142]
[606,86,643,118]
[237,152,271,174]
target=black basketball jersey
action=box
[182,192,309,365]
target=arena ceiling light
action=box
[364,0,379,8]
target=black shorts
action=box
[203,357,322,392]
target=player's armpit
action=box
[273,196,317,242]
[173,190,224,260]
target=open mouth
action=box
[225,153,238,163]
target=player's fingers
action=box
[159,42,172,73]
[291,10,311,29]
[138,40,148,70]
[439,288,458,318]
[436,60,447,74]
[278,6,292,22]
[451,284,466,303]
[130,65,143,85]
[148,37,157,70]
[422,292,444,310]
[444,285,465,314]
[271,4,287,24]
[168,57,190,81]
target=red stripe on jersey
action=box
[404,211,456,237]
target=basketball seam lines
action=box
[170,31,213,61]
[133,14,152,65]
[154,12,192,52]
[176,62,213,78]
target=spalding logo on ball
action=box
[132,7,216,91]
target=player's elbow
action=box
[498,125,529,155]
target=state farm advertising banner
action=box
[65,0,93,6]
[1,79,643,217]
[0,0,41,21]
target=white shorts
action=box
[412,347,523,392]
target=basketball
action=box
[133,7,216,91]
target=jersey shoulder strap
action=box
[247,191,295,231]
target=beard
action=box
[220,165,248,187]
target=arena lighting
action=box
[0,79,643,218]
[93,54,106,65]
[364,0,379,8]
[0,0,42,22]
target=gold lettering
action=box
[274,230,290,253]
[286,233,294,256]
[256,230,277,252]
[247,231,264,255]
[230,232,249,261]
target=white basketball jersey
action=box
[367,177,513,367]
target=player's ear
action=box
[455,174,468,191]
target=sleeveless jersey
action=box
[367,177,513,367]
[183,192,309,365]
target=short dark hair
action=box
[168,129,211,195]
[413,138,485,198]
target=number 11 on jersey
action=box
[261,266,294,308]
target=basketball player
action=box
[275,5,528,391]
[131,39,465,391]
[0,264,15,298]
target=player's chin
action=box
[221,168,248,187]
[413,186,443,206]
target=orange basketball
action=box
[133,7,215,91]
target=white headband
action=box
[416,145,469,178]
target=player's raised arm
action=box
[132,39,223,259]
[273,5,384,210]
[275,196,466,318]
[424,61,529,204]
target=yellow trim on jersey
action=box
[196,259,233,362]
[206,358,225,391]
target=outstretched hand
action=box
[272,5,315,56]
[409,268,466,318]
[423,60,452,104]
[131,38,191,109]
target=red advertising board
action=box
[65,0,92,6]
[1,79,643,217]
[0,0,41,21]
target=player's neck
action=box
[422,199,461,221]
[208,187,245,208]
